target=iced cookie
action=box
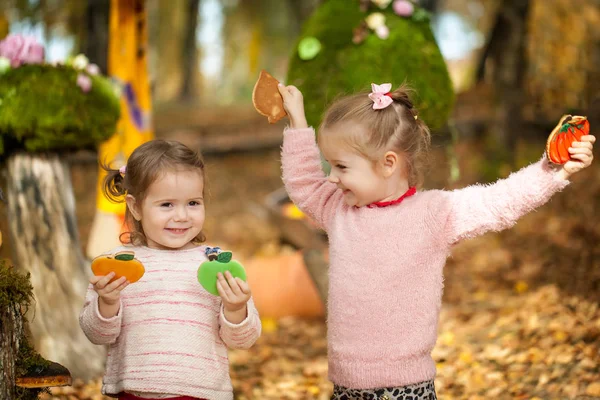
[546,115,589,164]
[91,250,145,283]
[198,247,247,296]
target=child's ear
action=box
[381,151,400,178]
[126,194,141,221]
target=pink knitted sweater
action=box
[281,127,569,389]
[79,245,261,399]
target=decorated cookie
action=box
[252,70,287,124]
[197,247,247,296]
[91,250,145,283]
[546,115,590,164]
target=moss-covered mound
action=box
[0,64,120,156]
[287,0,454,131]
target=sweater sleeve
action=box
[281,127,343,231]
[444,156,569,245]
[218,298,261,350]
[79,284,122,345]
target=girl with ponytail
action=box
[278,82,594,399]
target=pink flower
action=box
[375,25,390,39]
[393,0,414,17]
[86,63,100,75]
[77,73,92,93]
[0,34,45,67]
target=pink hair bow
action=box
[368,83,393,110]
[119,165,127,175]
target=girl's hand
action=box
[277,84,308,129]
[217,271,251,324]
[90,272,128,318]
[558,135,595,180]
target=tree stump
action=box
[0,282,23,399]
[4,152,106,380]
[1,260,72,399]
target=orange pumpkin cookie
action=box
[252,70,287,124]
[546,115,590,164]
[91,251,145,283]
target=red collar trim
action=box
[367,187,417,208]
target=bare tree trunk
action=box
[82,0,110,73]
[4,153,106,381]
[0,296,22,399]
[180,0,200,101]
[483,0,530,164]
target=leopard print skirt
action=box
[331,379,436,400]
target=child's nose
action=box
[174,206,188,220]
[327,172,339,184]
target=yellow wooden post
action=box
[86,0,154,258]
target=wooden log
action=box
[4,152,106,380]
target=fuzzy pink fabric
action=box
[79,245,261,399]
[281,127,569,389]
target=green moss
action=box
[0,260,50,399]
[287,0,455,132]
[0,64,120,157]
[0,260,33,310]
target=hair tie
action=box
[368,83,394,110]
[119,165,127,175]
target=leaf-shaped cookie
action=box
[252,70,287,124]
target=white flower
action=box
[365,12,386,30]
[0,56,11,74]
[371,0,393,8]
[72,54,89,70]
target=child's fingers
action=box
[236,278,251,295]
[224,271,242,296]
[581,135,596,144]
[277,83,288,97]
[571,140,593,149]
[217,272,233,297]
[216,279,229,301]
[569,145,593,155]
[92,272,116,289]
[104,276,127,293]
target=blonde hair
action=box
[319,84,431,187]
[102,139,207,246]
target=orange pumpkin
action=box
[90,251,145,283]
[546,115,590,164]
[244,251,325,319]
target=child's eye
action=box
[189,200,202,206]
[160,202,173,207]
[336,164,347,170]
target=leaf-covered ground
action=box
[38,134,600,399]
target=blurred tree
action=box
[0,12,8,39]
[180,0,201,100]
[150,0,187,103]
[481,0,529,164]
[82,0,110,73]
[477,0,600,159]
[525,0,600,124]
